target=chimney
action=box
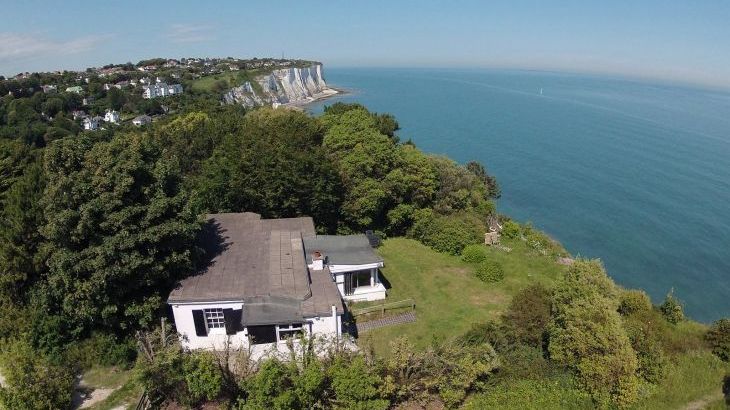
[311,250,324,270]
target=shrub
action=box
[0,338,75,410]
[241,359,295,409]
[461,244,488,263]
[618,289,652,316]
[501,220,521,239]
[548,260,639,407]
[408,211,483,255]
[659,290,684,324]
[474,260,505,283]
[724,373,730,406]
[329,356,389,410]
[624,321,667,383]
[458,320,511,352]
[428,343,500,408]
[183,351,223,403]
[503,284,552,348]
[706,319,730,362]
[65,332,137,370]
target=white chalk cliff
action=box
[224,63,336,108]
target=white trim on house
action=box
[170,300,342,359]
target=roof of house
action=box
[168,213,343,317]
[303,235,383,266]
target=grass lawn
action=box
[357,237,567,355]
[81,366,143,410]
[191,69,265,93]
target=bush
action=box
[501,220,521,239]
[624,321,667,383]
[474,260,505,283]
[618,289,652,316]
[183,351,223,403]
[706,319,730,362]
[458,320,511,352]
[461,244,488,263]
[65,332,137,370]
[659,290,684,324]
[408,211,484,255]
[0,338,75,410]
[329,356,389,410]
[241,359,295,409]
[503,284,552,348]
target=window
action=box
[247,325,277,344]
[278,323,304,341]
[345,270,372,295]
[204,308,225,329]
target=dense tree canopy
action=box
[40,133,200,334]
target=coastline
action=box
[283,86,347,109]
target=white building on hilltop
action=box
[142,83,183,99]
[103,109,120,124]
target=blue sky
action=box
[1,0,729,88]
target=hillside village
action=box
[0,57,314,143]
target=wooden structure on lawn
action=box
[484,215,503,246]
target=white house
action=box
[132,115,152,126]
[82,116,101,130]
[142,82,183,99]
[303,235,386,302]
[65,86,83,94]
[103,110,120,124]
[168,213,345,355]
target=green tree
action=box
[329,356,389,410]
[41,133,200,334]
[659,289,684,324]
[548,260,639,407]
[195,108,342,231]
[107,87,126,111]
[706,319,730,362]
[0,161,46,299]
[503,284,552,349]
[0,338,75,410]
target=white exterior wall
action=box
[171,301,247,350]
[331,262,386,302]
[171,301,342,356]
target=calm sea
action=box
[308,68,730,322]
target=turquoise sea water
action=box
[308,68,730,322]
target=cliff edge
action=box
[224,63,337,108]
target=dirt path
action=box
[682,390,724,410]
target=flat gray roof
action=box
[303,235,383,266]
[168,213,343,316]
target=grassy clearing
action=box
[82,366,142,410]
[357,237,567,355]
[191,69,266,93]
[631,351,730,410]
[463,351,730,410]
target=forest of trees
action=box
[0,90,728,409]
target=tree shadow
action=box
[378,269,392,290]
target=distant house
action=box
[41,85,57,93]
[114,80,130,89]
[103,83,113,91]
[82,96,95,106]
[71,110,86,120]
[65,86,83,94]
[82,116,101,131]
[103,109,120,124]
[142,82,183,99]
[132,115,152,126]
